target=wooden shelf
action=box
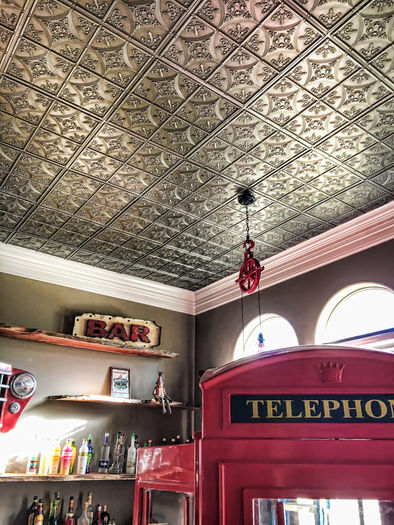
[48,394,200,410]
[0,473,135,483]
[0,324,179,358]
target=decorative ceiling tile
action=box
[133,61,199,112]
[95,228,131,244]
[222,154,272,184]
[28,207,71,227]
[24,1,97,62]
[282,150,336,182]
[167,233,202,252]
[250,77,314,125]
[0,112,35,148]
[126,198,168,220]
[254,170,303,199]
[370,44,394,82]
[7,38,73,94]
[80,30,150,87]
[152,116,208,154]
[70,249,104,263]
[0,78,51,125]
[109,165,156,192]
[335,0,394,60]
[196,0,279,44]
[302,0,362,28]
[372,170,394,191]
[0,144,23,170]
[216,111,275,150]
[19,219,58,238]
[39,241,75,257]
[285,101,347,144]
[355,97,394,140]
[75,0,114,19]
[0,0,26,29]
[9,233,46,250]
[209,229,244,247]
[0,26,12,62]
[71,149,123,180]
[111,213,151,234]
[122,265,152,278]
[139,222,176,241]
[84,238,117,255]
[309,166,361,194]
[176,87,238,132]
[0,210,20,228]
[176,193,219,218]
[165,162,214,191]
[337,181,389,208]
[196,176,235,203]
[42,171,102,213]
[76,185,134,223]
[111,94,171,138]
[59,67,122,117]
[88,124,143,161]
[322,69,391,119]
[41,101,99,143]
[165,24,236,82]
[2,155,61,201]
[357,193,392,213]
[288,40,360,98]
[280,214,325,235]
[209,47,277,102]
[250,131,306,167]
[253,201,298,227]
[206,203,244,226]
[318,124,377,161]
[307,198,355,222]
[190,137,243,170]
[0,194,33,216]
[302,222,333,238]
[128,142,180,176]
[256,226,296,246]
[279,184,327,211]
[27,128,79,164]
[156,210,196,230]
[345,142,394,176]
[62,217,102,235]
[107,0,185,50]
[145,180,191,206]
[186,221,223,240]
[245,5,321,71]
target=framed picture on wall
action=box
[110,368,131,398]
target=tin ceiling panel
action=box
[0,0,393,290]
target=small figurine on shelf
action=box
[152,371,172,415]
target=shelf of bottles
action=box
[0,473,135,482]
[48,394,200,410]
[0,324,179,358]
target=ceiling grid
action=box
[0,0,392,290]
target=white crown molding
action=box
[195,201,394,315]
[0,245,195,315]
[0,202,393,316]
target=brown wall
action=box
[0,273,195,525]
[195,241,394,405]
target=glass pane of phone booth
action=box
[148,490,193,525]
[252,498,394,525]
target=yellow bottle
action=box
[48,443,61,475]
[69,438,77,474]
[33,501,44,525]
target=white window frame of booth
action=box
[234,313,299,360]
[315,282,394,348]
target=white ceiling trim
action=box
[0,202,393,316]
[194,201,394,315]
[0,244,196,315]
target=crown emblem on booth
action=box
[317,362,345,383]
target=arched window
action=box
[234,314,299,360]
[315,283,394,345]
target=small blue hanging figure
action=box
[258,332,265,350]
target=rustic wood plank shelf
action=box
[0,473,135,482]
[0,324,179,358]
[48,394,200,410]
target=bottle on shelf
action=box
[93,504,102,525]
[176,435,182,444]
[171,438,176,445]
[55,492,62,520]
[60,439,73,475]
[125,433,136,475]
[109,432,124,474]
[161,438,167,446]
[101,505,110,525]
[26,452,38,475]
[77,439,89,475]
[48,442,61,475]
[86,434,93,473]
[64,497,76,525]
[27,496,39,525]
[69,438,77,474]
[147,440,152,447]
[49,497,59,525]
[86,491,94,524]
[77,502,90,525]
[33,500,44,525]
[98,433,110,474]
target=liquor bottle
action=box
[64,497,76,525]
[33,501,44,525]
[176,435,181,444]
[101,505,110,525]
[54,492,62,520]
[161,438,167,446]
[93,504,102,525]
[27,496,38,525]
[49,442,61,474]
[60,439,73,475]
[171,438,176,445]
[26,452,38,474]
[86,434,93,473]
[86,491,94,524]
[77,502,90,525]
[49,498,59,525]
[98,433,110,474]
[69,438,77,474]
[125,433,136,475]
[109,432,124,474]
[143,442,147,447]
[147,440,152,447]
[77,439,89,475]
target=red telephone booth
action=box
[133,346,394,525]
